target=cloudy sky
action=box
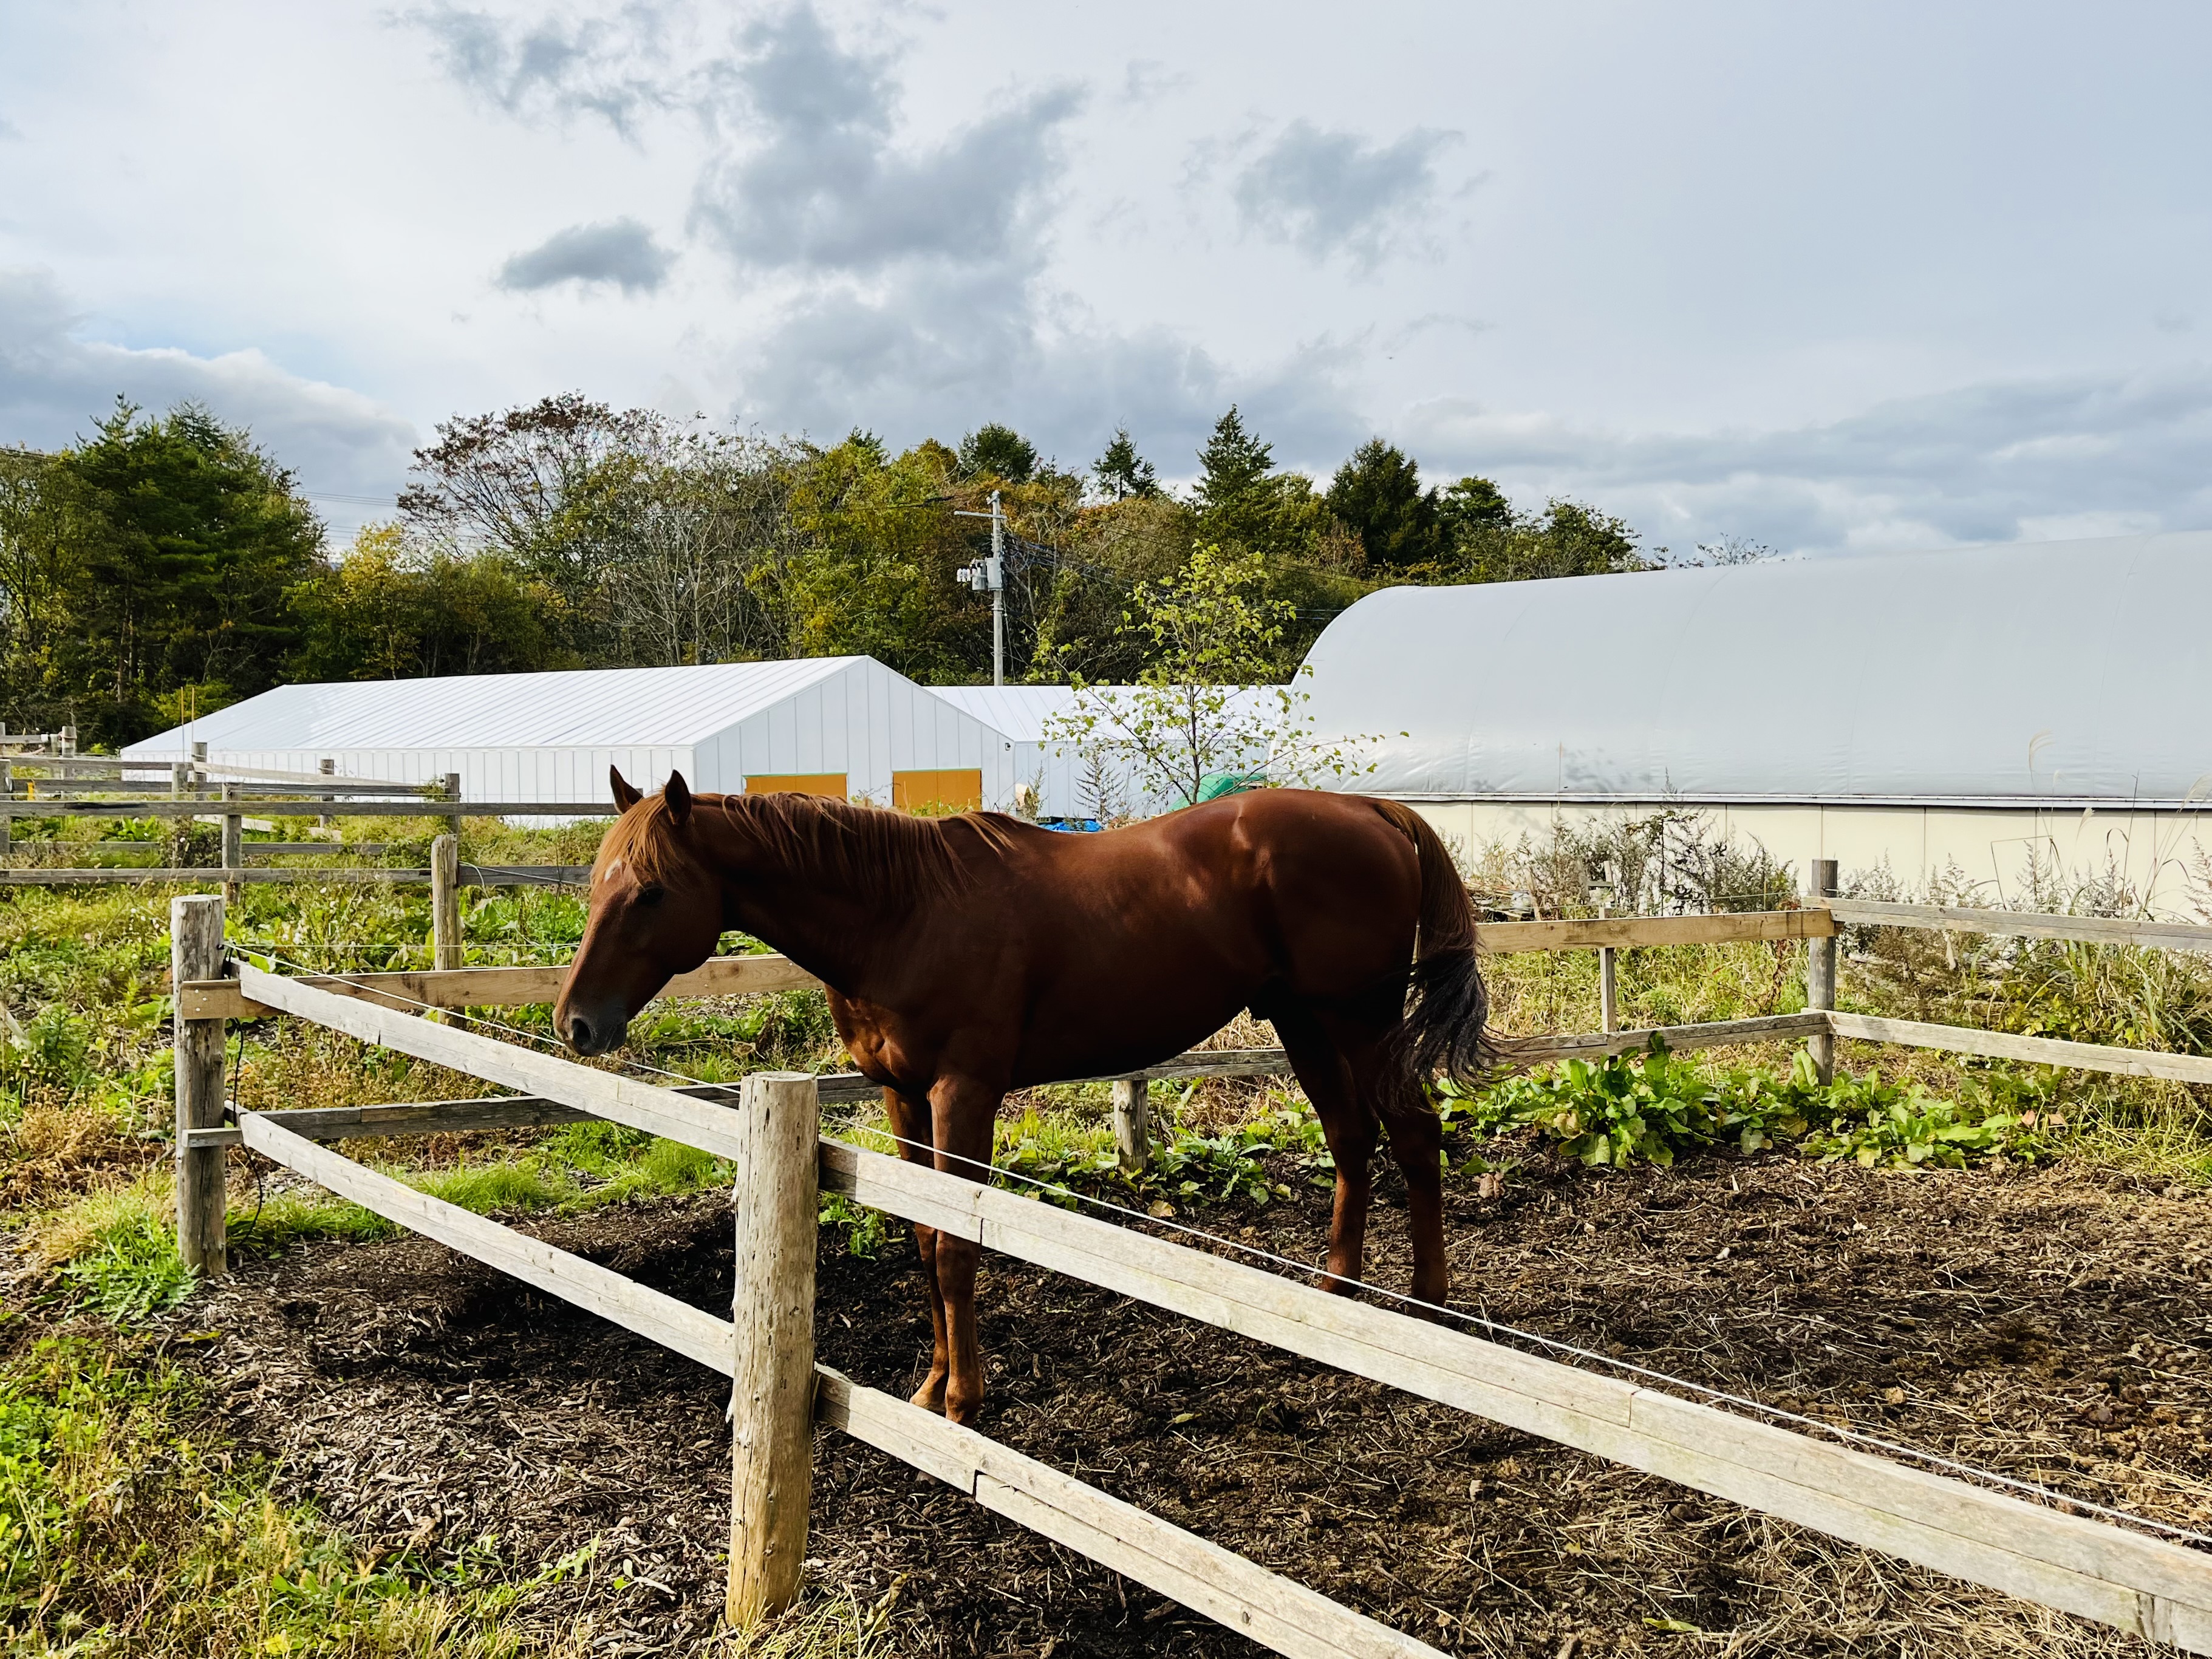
[2,1,2209,554]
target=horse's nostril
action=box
[568,1017,593,1052]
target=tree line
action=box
[0,393,1670,749]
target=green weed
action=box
[0,1331,596,1655]
[818,1192,898,1258]
[1444,1041,2055,1172]
[59,1211,196,1320]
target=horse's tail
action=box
[1374,800,1497,1097]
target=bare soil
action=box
[171,1148,2212,1657]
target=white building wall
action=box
[1404,799,2212,908]
[120,657,1028,818]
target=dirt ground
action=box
[169,1146,2211,1657]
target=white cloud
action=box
[1402,366,2212,555]
[688,7,1081,274]
[406,1,683,138]
[0,268,417,513]
[1232,121,1459,270]
[497,218,674,293]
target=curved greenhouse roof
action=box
[1299,531,2212,808]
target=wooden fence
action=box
[160,892,2212,1652]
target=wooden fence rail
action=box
[1,864,593,888]
[209,956,2212,1654]
[2,799,618,819]
[1825,897,2212,954]
[229,1083,1447,1657]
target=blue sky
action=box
[2,0,2208,553]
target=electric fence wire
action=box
[225,945,2212,1550]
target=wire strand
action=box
[226,947,2212,1549]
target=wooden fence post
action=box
[431,834,463,971]
[443,771,463,845]
[0,753,10,856]
[220,782,242,907]
[1807,857,1838,1085]
[1597,902,1619,1035]
[728,1070,819,1630]
[171,893,228,1278]
[1111,1076,1149,1173]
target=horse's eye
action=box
[636,884,666,907]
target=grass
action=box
[0,1328,602,1657]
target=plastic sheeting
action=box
[1298,532,2212,806]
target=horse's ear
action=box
[663,769,693,825]
[610,767,643,811]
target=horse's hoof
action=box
[910,1375,948,1414]
[944,1395,983,1427]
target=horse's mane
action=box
[600,788,1024,905]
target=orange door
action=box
[891,768,983,812]
[744,773,848,799]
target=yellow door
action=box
[892,768,983,812]
[744,773,848,799]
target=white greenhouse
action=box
[1299,531,2212,899]
[123,658,1019,814]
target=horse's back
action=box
[1001,790,1425,1026]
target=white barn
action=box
[1299,532,2212,901]
[123,658,1019,814]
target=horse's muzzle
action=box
[560,1006,627,1057]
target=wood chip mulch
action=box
[159,1150,2211,1657]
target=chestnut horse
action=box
[555,770,1490,1423]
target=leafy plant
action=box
[819,1191,897,1258]
[1446,1039,1773,1167]
[1797,1060,2055,1169]
[1442,1040,2053,1172]
[58,1210,196,1320]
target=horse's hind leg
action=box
[1377,1085,1450,1309]
[883,1088,951,1413]
[1343,1035,1451,1310]
[1275,1012,1379,1295]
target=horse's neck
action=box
[697,809,922,995]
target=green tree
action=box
[1091,428,1158,500]
[1325,438,1441,572]
[780,435,990,681]
[1191,406,1278,545]
[1029,494,1196,683]
[54,400,323,744]
[288,523,567,681]
[1436,474,1511,541]
[1453,497,1648,583]
[1043,543,1376,811]
[956,423,1039,483]
[0,448,84,734]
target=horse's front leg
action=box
[927,1074,1002,1425]
[882,1088,950,1412]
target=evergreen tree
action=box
[1325,438,1441,571]
[1192,406,1274,519]
[56,399,323,744]
[957,423,1039,483]
[1091,428,1158,499]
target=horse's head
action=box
[555,767,724,1057]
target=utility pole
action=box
[954,489,1008,686]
